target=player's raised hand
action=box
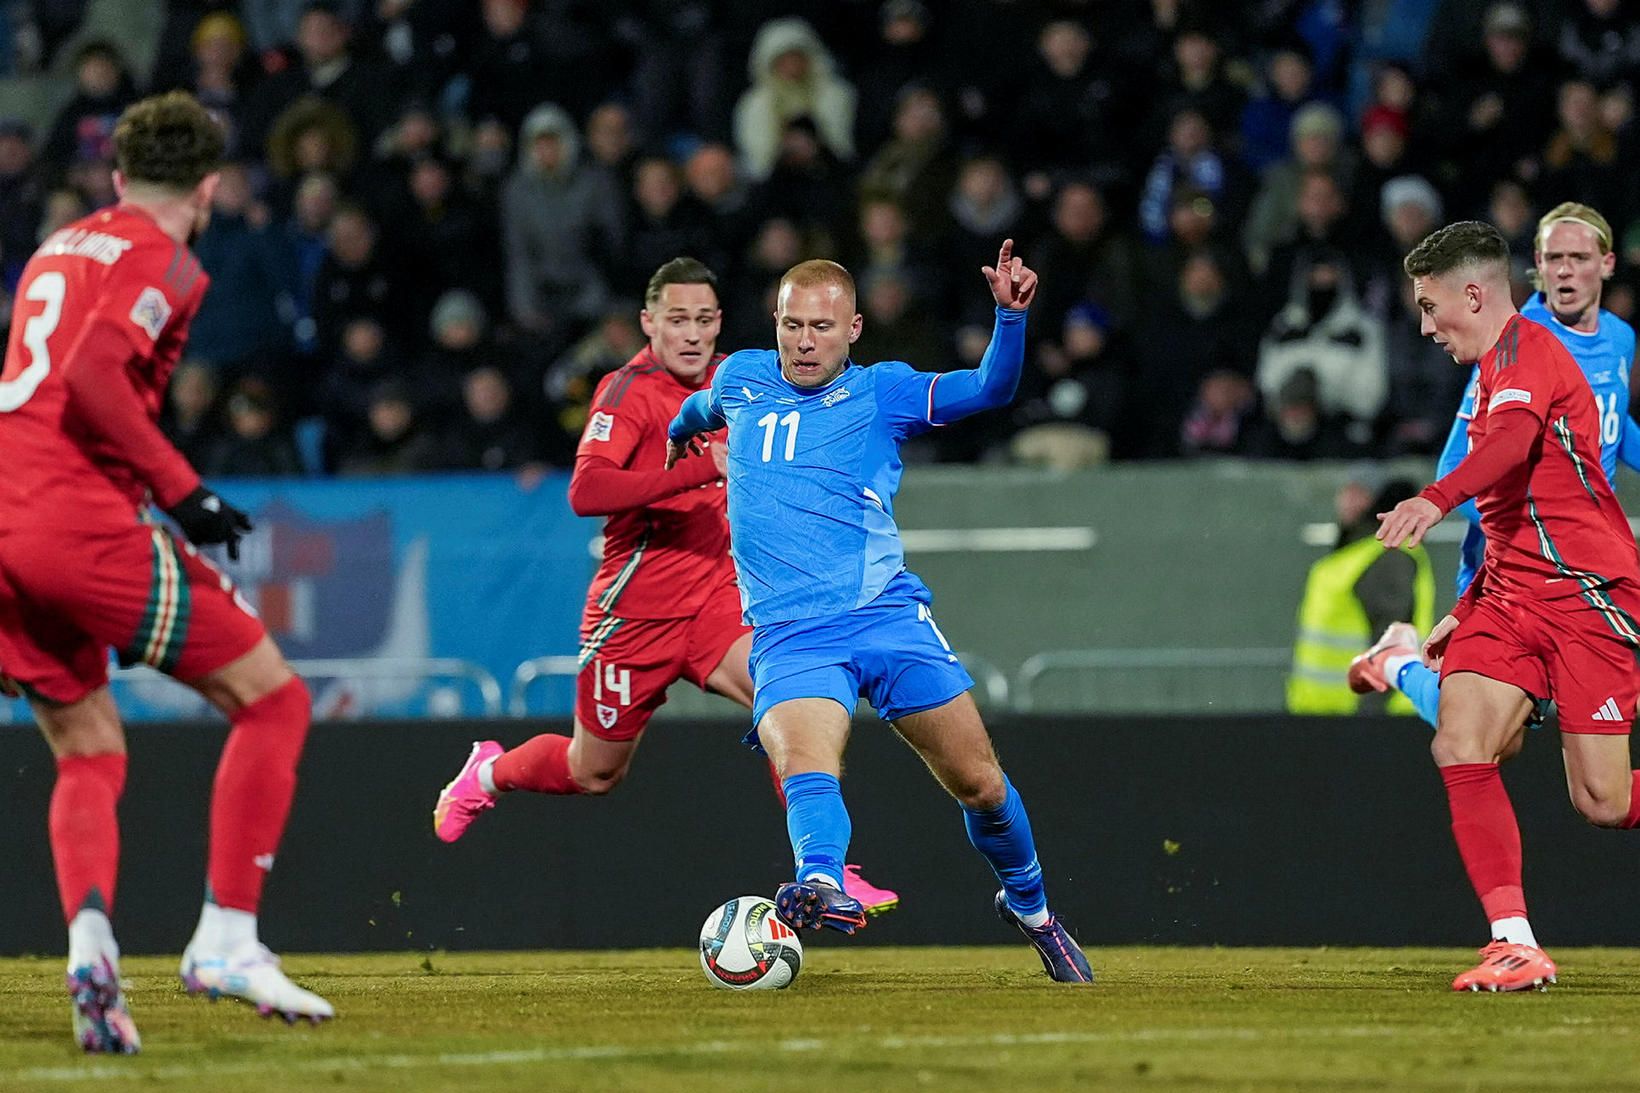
[983,239,1038,311]
[1376,495,1442,549]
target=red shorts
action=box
[0,523,265,704]
[1442,587,1640,734]
[575,578,750,741]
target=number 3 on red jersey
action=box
[0,271,65,411]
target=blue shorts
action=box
[746,571,974,742]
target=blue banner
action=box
[2,474,599,724]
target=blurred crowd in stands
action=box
[0,0,1636,474]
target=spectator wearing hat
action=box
[1359,173,1444,316]
[1243,367,1367,461]
[500,103,624,337]
[0,118,41,291]
[1382,273,1473,457]
[154,10,261,160]
[733,17,856,181]
[1011,300,1130,464]
[1244,102,1356,276]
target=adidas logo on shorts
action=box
[1590,697,1627,722]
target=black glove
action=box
[166,485,253,560]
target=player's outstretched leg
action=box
[895,695,1091,983]
[1348,622,1440,725]
[433,739,507,841]
[182,651,332,1022]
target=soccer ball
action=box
[698,896,803,990]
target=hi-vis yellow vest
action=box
[1287,536,1436,715]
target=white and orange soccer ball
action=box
[698,896,803,990]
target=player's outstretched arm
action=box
[1381,408,1540,549]
[665,388,726,469]
[927,240,1036,424]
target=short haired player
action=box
[666,242,1092,983]
[0,92,331,1053]
[1378,220,1640,991]
[431,258,898,916]
[1352,203,1640,728]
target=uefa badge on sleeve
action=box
[129,286,171,341]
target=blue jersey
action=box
[1440,293,1639,594]
[701,351,938,625]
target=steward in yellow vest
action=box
[1289,480,1437,714]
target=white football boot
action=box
[180,940,334,1024]
[67,910,141,1053]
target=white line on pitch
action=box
[13,1022,1613,1084]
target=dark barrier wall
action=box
[2,716,1635,955]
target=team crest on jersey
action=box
[585,411,615,442]
[129,286,171,340]
[821,386,851,408]
[127,285,171,341]
[596,703,619,730]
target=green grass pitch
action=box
[3,947,1640,1091]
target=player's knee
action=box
[574,764,629,796]
[952,766,1006,811]
[1570,785,1629,828]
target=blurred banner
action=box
[0,474,595,723]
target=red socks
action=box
[492,733,585,795]
[208,676,311,912]
[1440,763,1526,921]
[49,753,127,921]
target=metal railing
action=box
[508,651,1011,717]
[1016,648,1291,714]
[111,657,505,717]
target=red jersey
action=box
[1449,315,1640,604]
[0,205,206,531]
[572,348,732,619]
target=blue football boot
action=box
[775,879,868,934]
[995,890,1093,984]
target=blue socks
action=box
[1398,660,1442,729]
[782,771,849,889]
[964,777,1047,919]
